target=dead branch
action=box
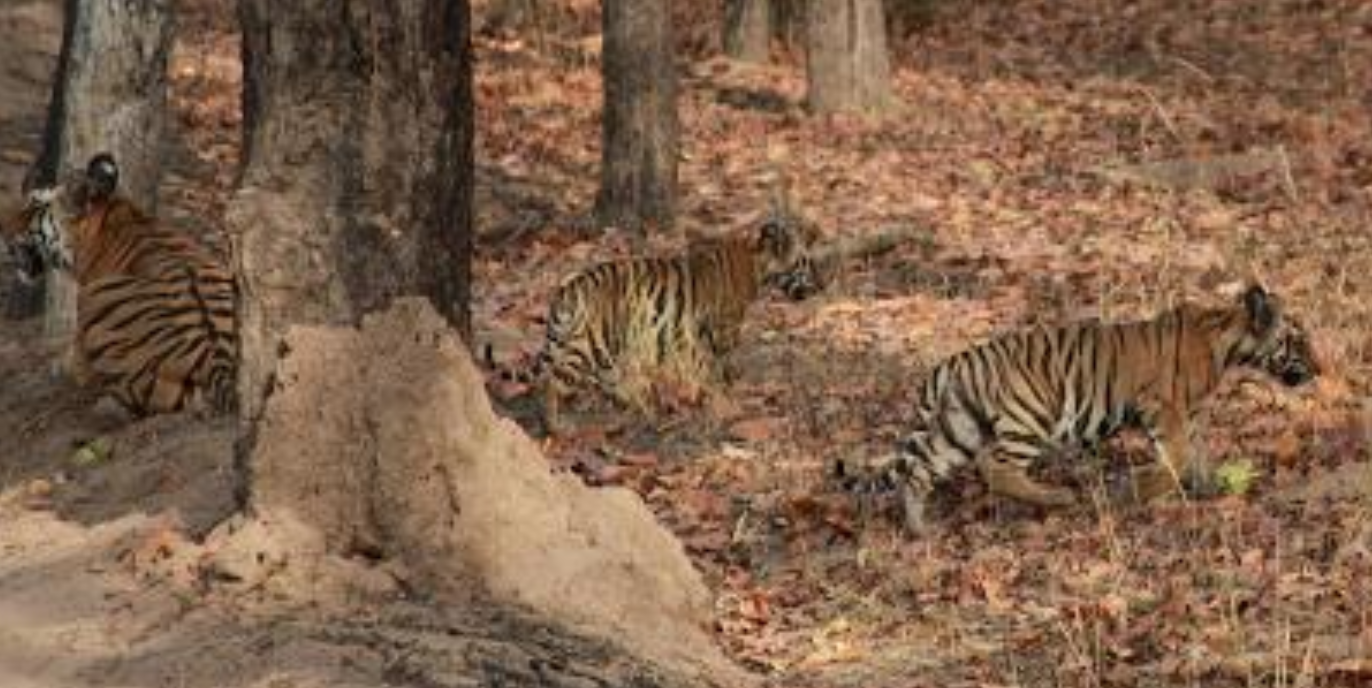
[813,222,930,268]
[1087,147,1295,197]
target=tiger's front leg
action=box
[701,319,742,385]
[540,376,568,436]
[716,353,742,385]
[1132,404,1193,502]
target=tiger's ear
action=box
[85,153,119,200]
[1243,284,1277,334]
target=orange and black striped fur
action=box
[537,214,822,431]
[839,285,1319,535]
[2,154,236,415]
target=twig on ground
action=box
[1086,148,1291,193]
[1138,86,1184,145]
[813,222,931,269]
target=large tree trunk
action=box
[232,0,474,428]
[723,0,770,63]
[27,0,173,355]
[230,7,740,685]
[804,0,893,114]
[595,0,678,232]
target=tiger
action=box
[1,153,237,416]
[837,284,1319,535]
[536,211,823,432]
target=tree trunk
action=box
[27,0,173,355]
[804,0,893,114]
[595,0,678,232]
[232,0,474,428]
[723,0,770,63]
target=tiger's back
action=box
[4,154,238,415]
[544,236,759,376]
[539,215,821,431]
[69,199,223,284]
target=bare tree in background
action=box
[724,0,770,63]
[232,0,474,428]
[22,0,173,345]
[805,0,893,114]
[596,0,678,232]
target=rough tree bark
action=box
[723,0,770,63]
[595,0,678,232]
[804,0,893,114]
[24,0,172,346]
[232,0,473,427]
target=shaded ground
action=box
[2,0,1371,687]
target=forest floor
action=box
[2,0,1371,687]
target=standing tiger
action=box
[2,153,236,415]
[536,212,823,432]
[839,285,1319,535]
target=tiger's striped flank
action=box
[537,212,822,432]
[840,285,1319,535]
[1,153,237,416]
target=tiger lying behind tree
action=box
[534,210,823,433]
[837,284,1319,535]
[1,153,236,416]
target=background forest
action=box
[0,0,1369,687]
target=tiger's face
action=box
[1234,285,1320,387]
[3,186,75,283]
[3,154,118,282]
[757,215,823,301]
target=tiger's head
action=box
[2,153,120,282]
[1228,284,1320,387]
[3,186,70,283]
[755,212,823,301]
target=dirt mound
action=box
[229,298,740,684]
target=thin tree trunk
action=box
[804,0,893,114]
[28,0,173,361]
[595,0,678,232]
[724,0,770,63]
[232,0,473,436]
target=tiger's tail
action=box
[485,338,552,393]
[833,440,939,535]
